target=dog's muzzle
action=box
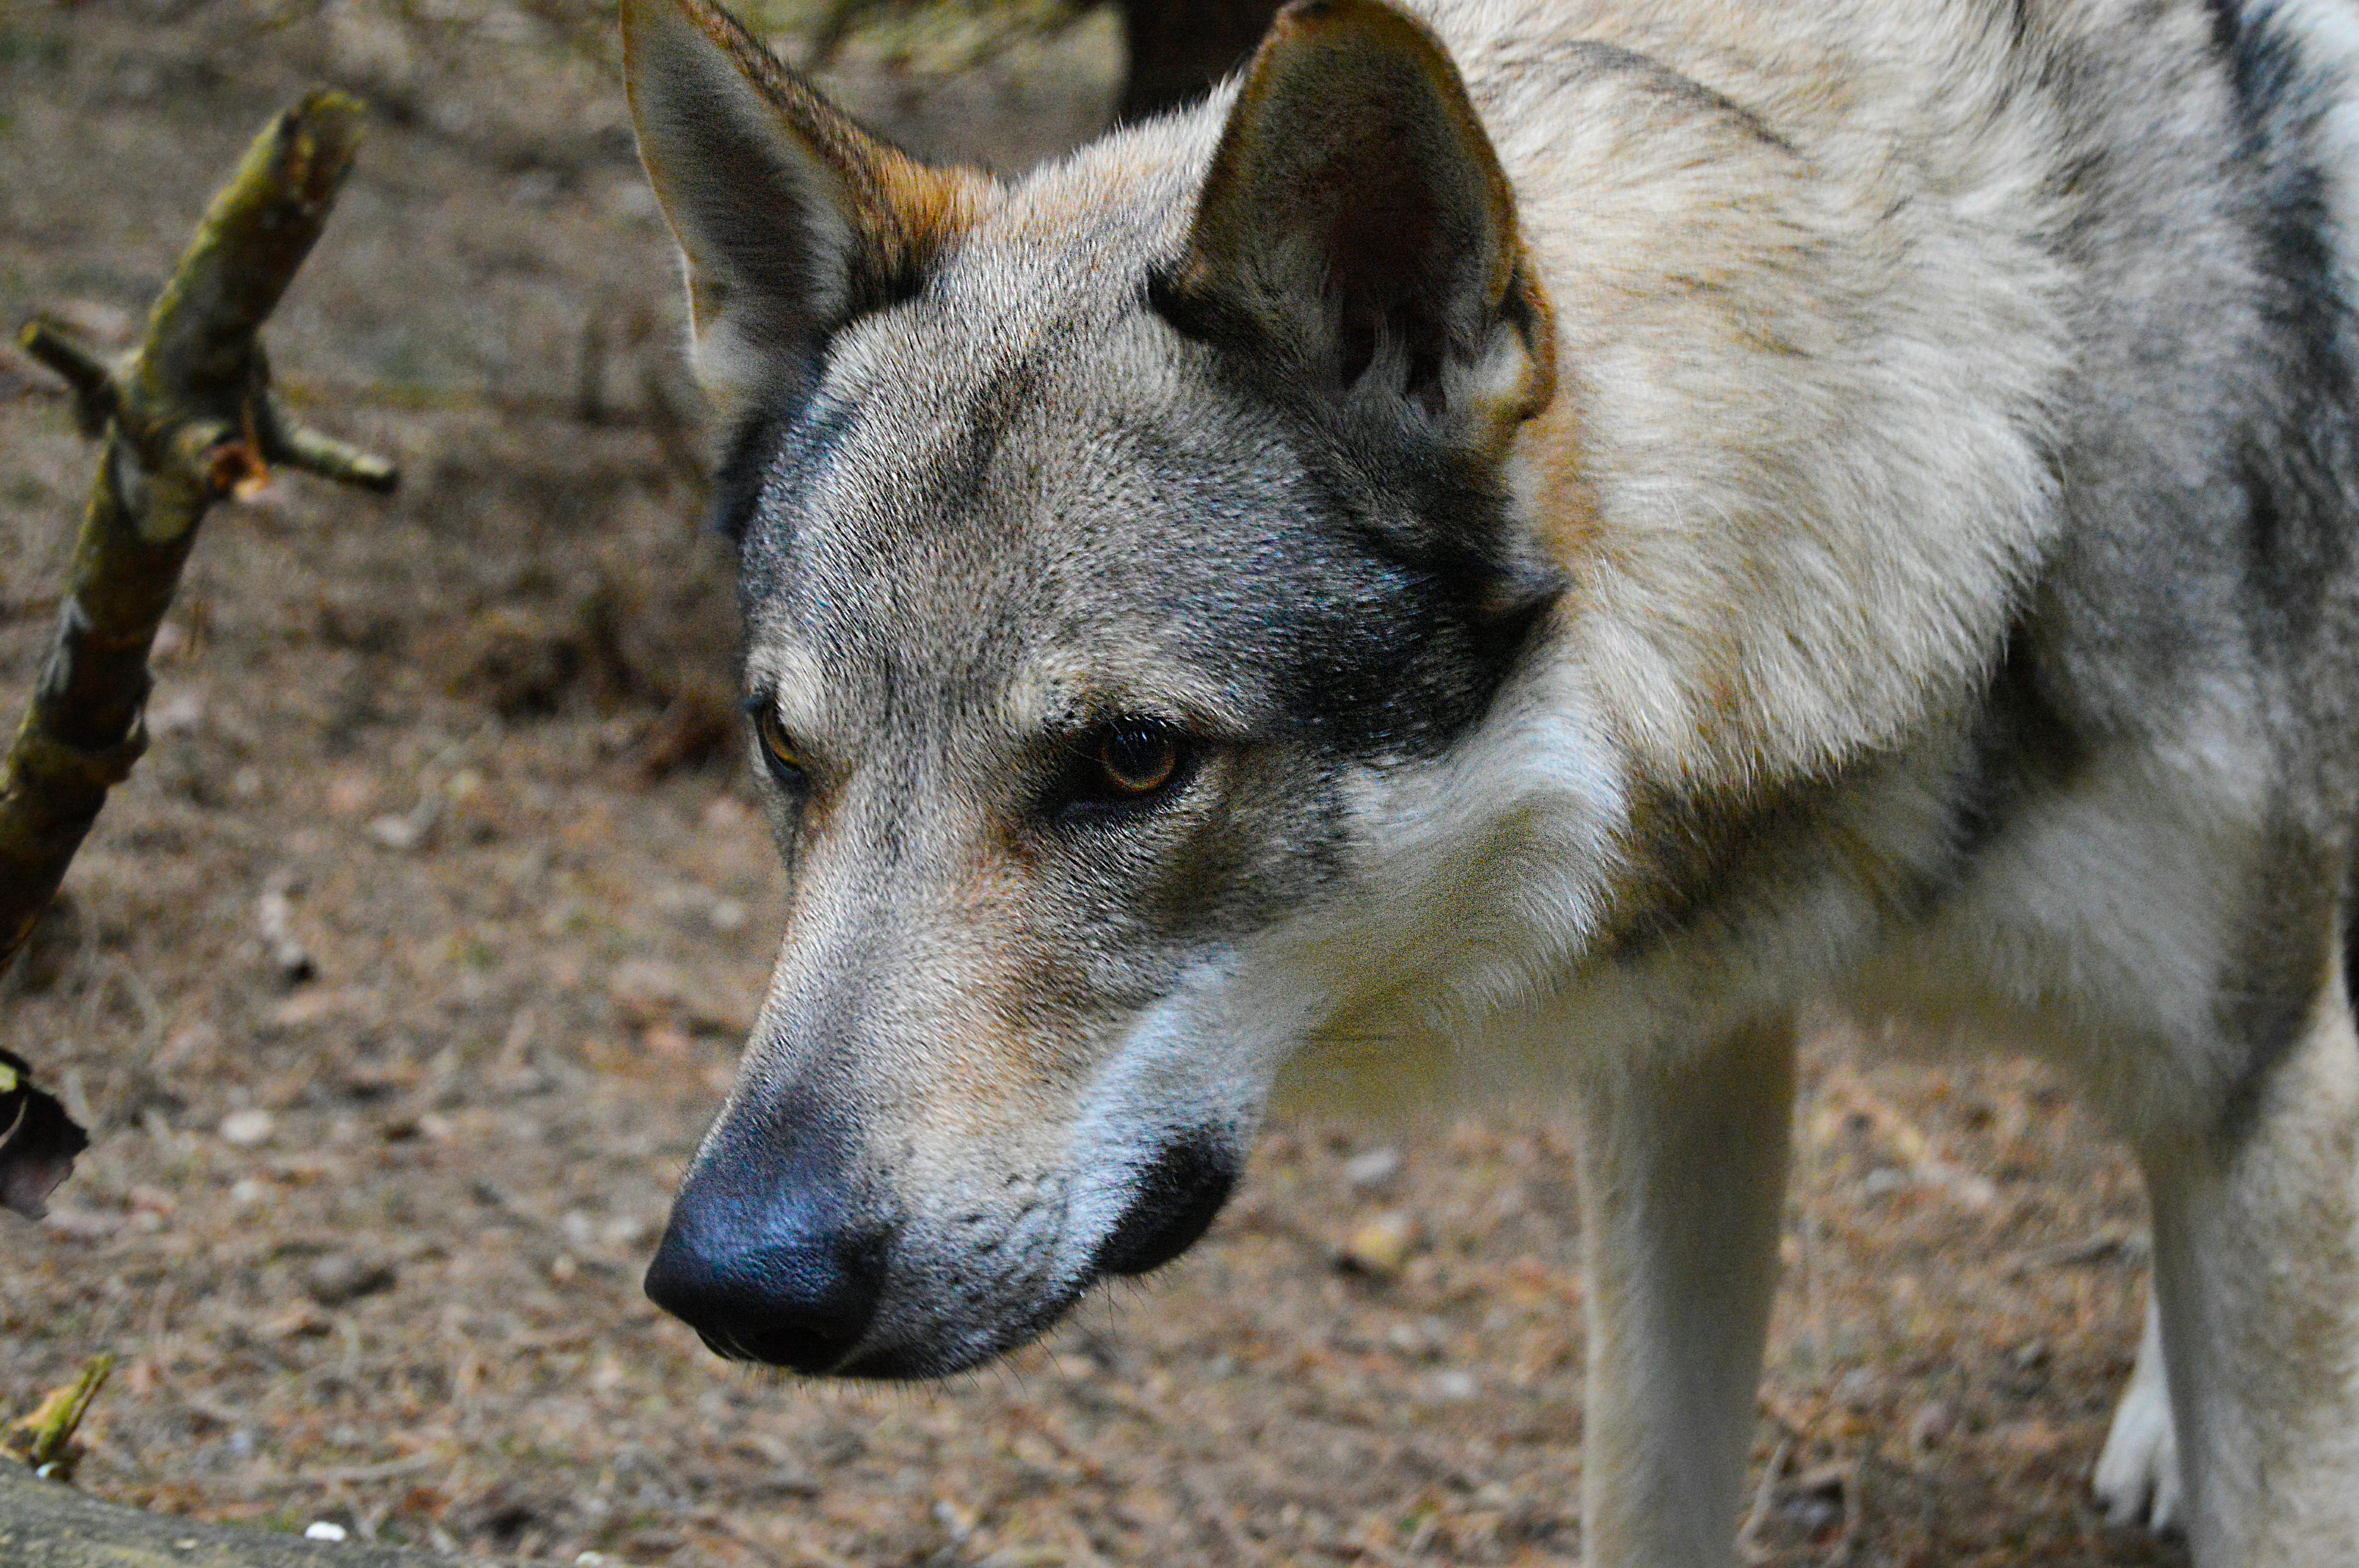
[644,1092,1243,1377]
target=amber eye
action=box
[1096,722,1181,796]
[1054,719,1192,823]
[749,702,809,791]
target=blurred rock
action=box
[702,795,756,831]
[1386,1318,1447,1362]
[45,299,136,347]
[1342,1145,1400,1190]
[219,1109,276,1148]
[267,1302,333,1338]
[147,690,204,737]
[1337,1210,1420,1279]
[608,958,687,1026]
[256,881,316,987]
[305,1252,396,1307]
[368,797,439,852]
[40,1206,122,1243]
[609,957,754,1035]
[1909,1400,1952,1455]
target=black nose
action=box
[1092,1132,1237,1278]
[643,1091,891,1374]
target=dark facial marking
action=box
[730,392,861,570]
[1083,388,1560,773]
[1090,1131,1239,1277]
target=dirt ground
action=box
[2,2,2191,1564]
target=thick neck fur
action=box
[1449,0,2078,791]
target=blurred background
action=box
[0,3,2177,1563]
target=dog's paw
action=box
[2092,1304,2181,1534]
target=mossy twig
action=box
[0,91,396,1218]
[0,89,396,972]
[5,1354,114,1481]
[16,323,117,437]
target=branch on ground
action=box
[0,1457,474,1567]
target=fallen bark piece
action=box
[0,1458,481,1567]
[257,877,316,986]
[304,1251,397,1307]
[0,1048,89,1220]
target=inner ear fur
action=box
[622,0,988,422]
[1156,0,1554,442]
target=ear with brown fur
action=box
[621,0,988,424]
[1154,0,1553,453]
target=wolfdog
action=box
[623,0,2359,1559]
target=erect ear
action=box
[622,0,988,424]
[1154,0,1553,451]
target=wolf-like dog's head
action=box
[625,0,1593,1377]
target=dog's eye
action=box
[751,704,809,792]
[1097,723,1181,797]
[1055,719,1192,821]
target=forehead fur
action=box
[852,103,1234,402]
[743,380,1372,748]
[734,85,1541,771]
[739,108,1269,704]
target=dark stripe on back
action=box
[2214,0,2359,1095]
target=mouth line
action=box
[663,1163,1205,1379]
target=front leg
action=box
[2138,976,2359,1566]
[2092,1294,2181,1533]
[1573,1014,1797,1568]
